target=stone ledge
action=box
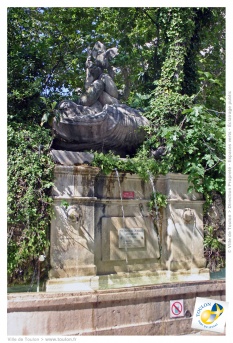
[53,164,99,174]
[8,279,225,310]
[53,196,98,201]
[7,280,225,336]
[168,199,205,204]
[50,150,94,165]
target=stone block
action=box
[95,172,152,200]
[166,200,206,270]
[165,173,203,201]
[50,150,94,166]
[101,216,160,262]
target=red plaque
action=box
[122,191,135,199]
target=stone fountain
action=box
[47,41,209,292]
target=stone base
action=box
[46,268,210,293]
[8,279,225,336]
[50,150,94,165]
[49,168,209,291]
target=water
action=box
[115,168,126,228]
[115,168,128,265]
[148,171,159,221]
[190,217,196,269]
[148,171,161,258]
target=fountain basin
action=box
[8,280,225,336]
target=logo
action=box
[191,297,228,334]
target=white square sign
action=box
[191,297,228,334]
[170,299,184,318]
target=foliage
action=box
[149,192,167,211]
[145,104,225,197]
[8,7,225,114]
[40,97,59,127]
[8,7,99,123]
[203,226,225,272]
[60,200,70,209]
[92,149,168,180]
[142,8,225,196]
[7,123,54,284]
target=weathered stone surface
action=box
[58,100,94,117]
[49,166,99,279]
[79,79,104,106]
[100,73,118,98]
[99,90,119,106]
[101,217,159,261]
[90,100,103,113]
[50,150,94,165]
[52,104,149,156]
[49,168,208,285]
[7,280,225,336]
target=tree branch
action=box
[141,8,157,26]
[207,108,225,116]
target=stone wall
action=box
[7,280,225,336]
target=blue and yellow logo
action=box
[201,303,224,325]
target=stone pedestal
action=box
[49,166,99,280]
[47,167,209,292]
[164,173,207,271]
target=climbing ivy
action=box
[203,226,225,272]
[7,123,54,284]
[145,104,225,197]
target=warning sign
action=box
[170,300,184,318]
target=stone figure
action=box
[84,41,118,90]
[51,41,149,157]
[79,41,119,107]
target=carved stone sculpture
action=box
[51,41,149,156]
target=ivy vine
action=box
[7,123,54,284]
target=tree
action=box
[144,8,225,199]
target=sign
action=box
[191,297,228,334]
[170,300,184,318]
[119,228,145,248]
[122,191,135,199]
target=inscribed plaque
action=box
[119,228,145,248]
